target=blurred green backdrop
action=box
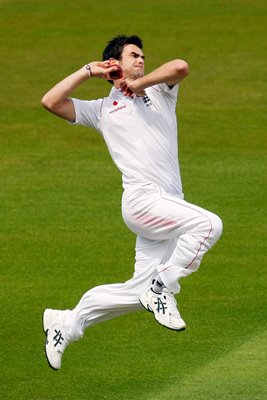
[0,0,266,399]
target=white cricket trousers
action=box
[67,184,223,340]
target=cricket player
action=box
[41,35,223,370]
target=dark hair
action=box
[102,34,143,61]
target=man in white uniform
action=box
[41,35,223,370]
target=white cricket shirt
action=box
[71,83,183,197]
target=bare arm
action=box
[41,61,121,121]
[121,59,189,97]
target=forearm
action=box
[136,59,189,91]
[41,61,120,120]
[41,66,89,110]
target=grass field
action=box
[0,0,266,399]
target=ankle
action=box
[152,277,165,294]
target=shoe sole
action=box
[156,319,186,332]
[42,309,59,371]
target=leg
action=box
[123,187,223,294]
[68,236,176,338]
[43,236,175,369]
[122,186,222,329]
[156,197,223,293]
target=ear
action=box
[109,58,120,66]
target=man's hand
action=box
[120,78,146,97]
[89,60,122,80]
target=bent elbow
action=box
[182,61,189,77]
[41,94,52,111]
[41,94,61,113]
[174,60,189,82]
[175,59,189,79]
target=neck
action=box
[113,78,124,89]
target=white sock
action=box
[152,276,165,294]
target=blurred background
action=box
[0,1,266,399]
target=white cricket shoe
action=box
[43,309,70,370]
[140,287,186,331]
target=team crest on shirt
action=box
[142,95,152,107]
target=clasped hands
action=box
[88,60,146,97]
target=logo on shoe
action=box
[53,329,64,347]
[154,298,167,314]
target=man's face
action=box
[119,44,145,79]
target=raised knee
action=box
[210,214,223,243]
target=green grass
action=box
[0,0,266,399]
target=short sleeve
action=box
[69,98,103,131]
[147,83,179,112]
[156,83,179,102]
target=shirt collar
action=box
[109,86,123,100]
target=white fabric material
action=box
[64,84,223,340]
[71,83,183,195]
[69,235,176,338]
[68,186,222,340]
[122,184,222,292]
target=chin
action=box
[133,71,144,79]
